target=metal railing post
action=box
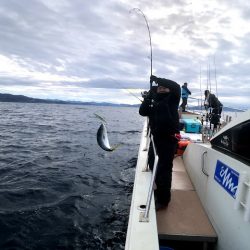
[143,134,158,220]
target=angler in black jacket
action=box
[139,75,181,210]
[204,90,223,128]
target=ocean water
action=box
[0,102,144,250]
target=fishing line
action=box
[129,8,153,89]
[95,78,143,152]
[109,78,142,102]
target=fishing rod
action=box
[123,88,143,102]
[214,56,218,98]
[209,60,211,92]
[206,63,209,91]
[199,64,203,111]
[130,8,153,89]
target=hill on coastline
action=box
[0,93,246,111]
[0,93,139,107]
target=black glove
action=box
[150,75,157,84]
[141,90,154,100]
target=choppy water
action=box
[0,102,144,250]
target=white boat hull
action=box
[183,142,250,250]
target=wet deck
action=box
[156,156,217,244]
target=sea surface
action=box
[0,102,144,250]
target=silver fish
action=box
[97,123,115,151]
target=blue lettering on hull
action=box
[214,160,239,199]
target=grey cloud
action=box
[0,76,38,87]
[0,0,249,107]
[81,78,147,89]
[0,0,130,65]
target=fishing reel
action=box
[141,90,151,99]
[141,86,157,100]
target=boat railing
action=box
[182,96,246,141]
[187,96,246,113]
[140,127,159,221]
[125,120,160,249]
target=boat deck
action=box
[157,156,217,248]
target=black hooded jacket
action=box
[139,78,181,137]
[207,93,223,109]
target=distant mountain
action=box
[0,93,140,107]
[0,93,67,104]
[1,93,246,110]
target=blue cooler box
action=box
[182,118,201,133]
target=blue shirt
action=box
[181,86,191,98]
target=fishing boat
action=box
[125,109,250,250]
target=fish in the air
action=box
[95,113,119,152]
[96,122,116,151]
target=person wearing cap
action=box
[139,75,181,210]
[204,90,223,128]
[180,82,191,112]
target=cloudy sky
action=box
[0,0,250,108]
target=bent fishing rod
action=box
[97,9,153,152]
[130,8,153,90]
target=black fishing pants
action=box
[211,106,223,128]
[148,135,178,205]
[180,97,187,111]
